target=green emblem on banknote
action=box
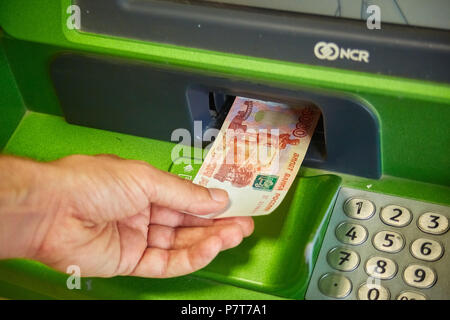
[252,175,278,191]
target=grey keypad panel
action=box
[306,187,449,300]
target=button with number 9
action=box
[403,264,436,289]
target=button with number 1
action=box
[343,198,375,220]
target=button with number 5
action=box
[335,222,368,245]
[373,230,405,253]
[403,264,436,289]
[343,198,375,220]
[380,205,412,227]
[417,212,448,235]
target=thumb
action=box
[146,167,229,216]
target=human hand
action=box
[0,155,254,278]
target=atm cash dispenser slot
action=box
[50,53,381,179]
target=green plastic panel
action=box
[0,0,449,184]
[1,112,449,300]
[170,160,341,298]
[0,35,25,149]
[0,0,449,300]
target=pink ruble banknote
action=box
[193,96,320,218]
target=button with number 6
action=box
[410,238,444,262]
[380,205,412,227]
[335,222,368,245]
[417,212,448,235]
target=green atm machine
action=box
[0,0,449,300]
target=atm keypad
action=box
[306,187,450,300]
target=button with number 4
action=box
[335,222,368,245]
[327,247,360,272]
[373,230,405,253]
[410,238,444,262]
[365,256,397,280]
[380,205,412,227]
[343,198,375,220]
[418,212,448,235]
[358,283,390,300]
[403,264,436,289]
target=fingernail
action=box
[208,188,229,203]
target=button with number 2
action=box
[380,205,412,227]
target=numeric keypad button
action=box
[373,230,405,253]
[403,264,437,289]
[365,256,397,280]
[327,247,360,272]
[397,291,427,300]
[380,205,412,227]
[418,212,448,235]
[343,198,375,220]
[410,238,444,262]
[357,283,390,300]
[335,222,368,245]
[318,273,352,299]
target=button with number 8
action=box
[417,212,448,235]
[380,205,412,227]
[365,256,397,280]
[343,198,375,220]
[335,222,368,245]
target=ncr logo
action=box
[314,42,370,63]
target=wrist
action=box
[0,156,52,259]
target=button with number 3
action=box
[417,212,448,235]
[343,198,375,220]
[380,205,412,227]
[335,222,368,245]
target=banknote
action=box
[193,96,320,218]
